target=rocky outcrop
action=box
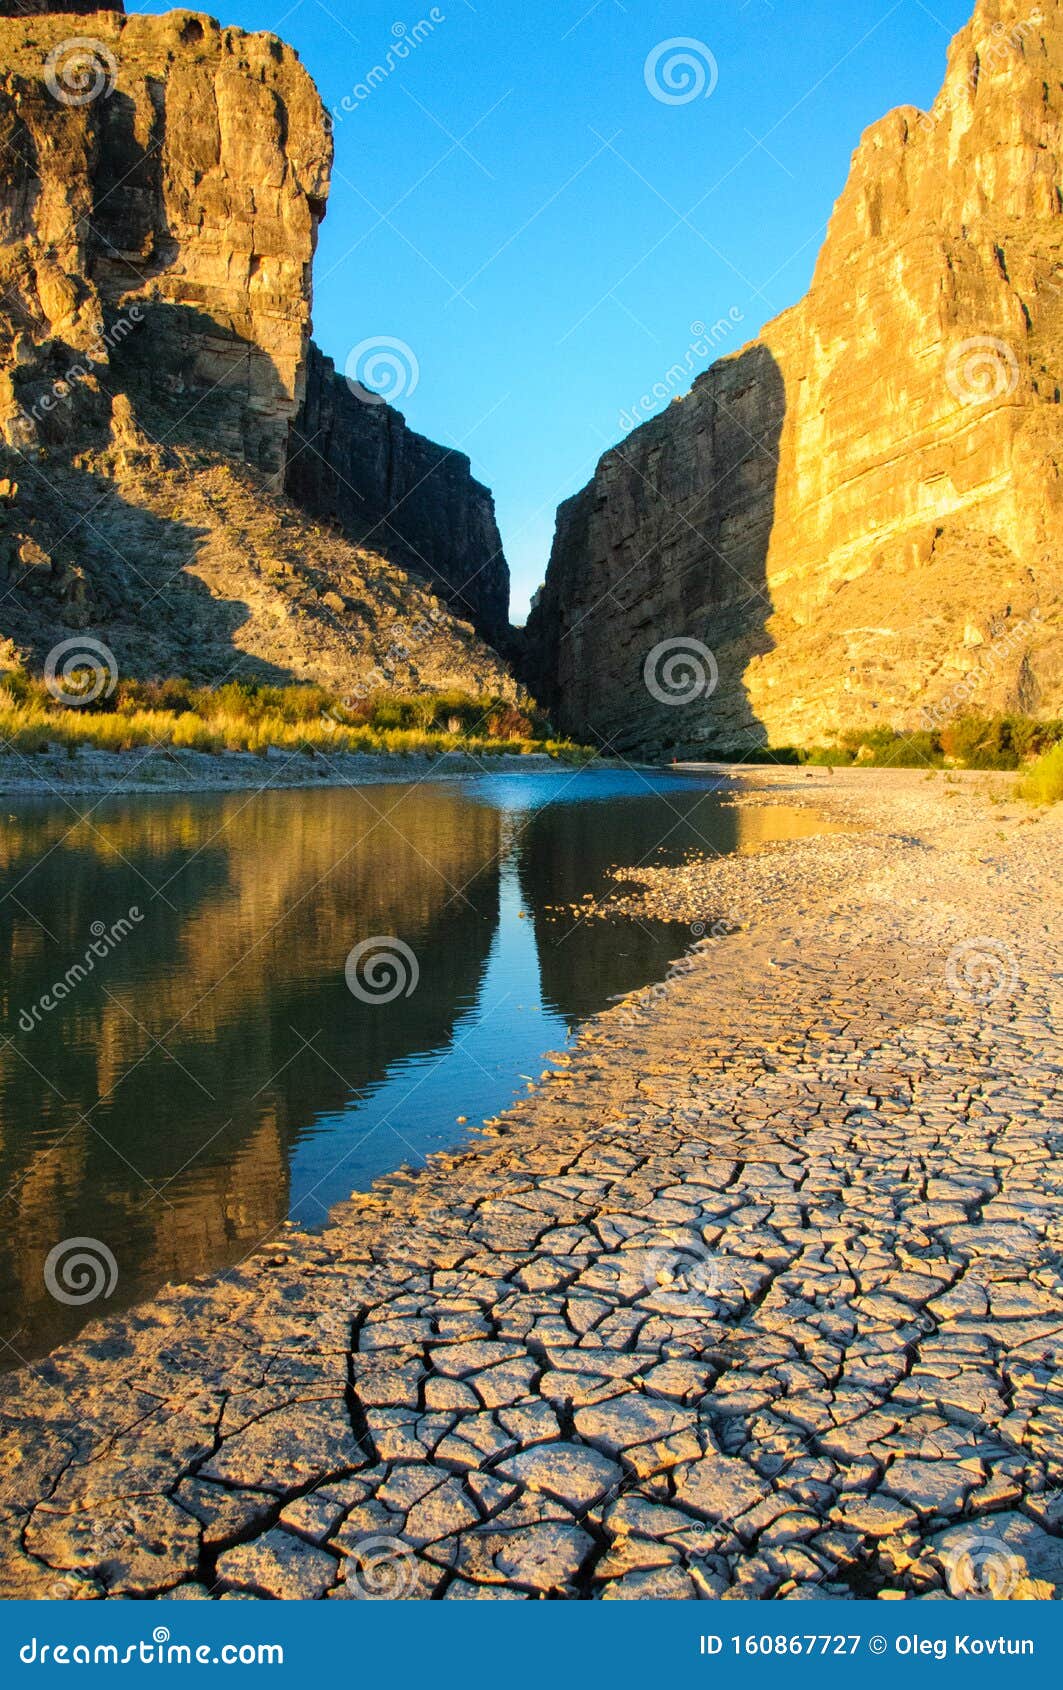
[526,0,1063,754]
[0,9,331,477]
[288,344,510,645]
[0,3,123,15]
[0,7,511,682]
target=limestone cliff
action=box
[0,7,512,688]
[526,0,1063,755]
[289,344,510,645]
[0,3,123,15]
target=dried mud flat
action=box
[0,768,1060,1602]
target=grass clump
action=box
[1016,742,1063,804]
[0,673,591,763]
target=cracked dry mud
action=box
[0,769,1060,1602]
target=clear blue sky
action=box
[132,0,972,618]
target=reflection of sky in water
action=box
[288,864,564,1223]
[461,766,726,814]
[286,768,754,1222]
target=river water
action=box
[0,767,836,1363]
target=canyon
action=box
[0,2,511,690]
[525,0,1063,755]
[2,0,1063,742]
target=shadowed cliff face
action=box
[288,345,511,647]
[0,2,123,14]
[0,11,331,477]
[525,343,784,758]
[527,0,1063,751]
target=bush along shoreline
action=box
[709,715,1062,780]
[0,674,593,763]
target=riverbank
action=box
[0,745,584,797]
[0,768,1059,1601]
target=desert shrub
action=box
[0,668,585,762]
[938,714,1063,770]
[1017,742,1063,804]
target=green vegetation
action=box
[723,715,1063,772]
[1016,742,1063,804]
[0,673,592,762]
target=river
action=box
[0,766,838,1363]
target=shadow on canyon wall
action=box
[525,341,787,758]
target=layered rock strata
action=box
[526,0,1063,754]
[0,8,331,476]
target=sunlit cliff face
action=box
[525,0,1062,756]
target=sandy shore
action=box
[0,745,579,798]
[0,768,1060,1602]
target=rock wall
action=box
[0,9,331,477]
[0,3,123,15]
[526,0,1063,754]
[0,7,512,672]
[288,344,510,646]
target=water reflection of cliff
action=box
[0,786,502,1358]
[516,786,742,1023]
[517,793,837,1023]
